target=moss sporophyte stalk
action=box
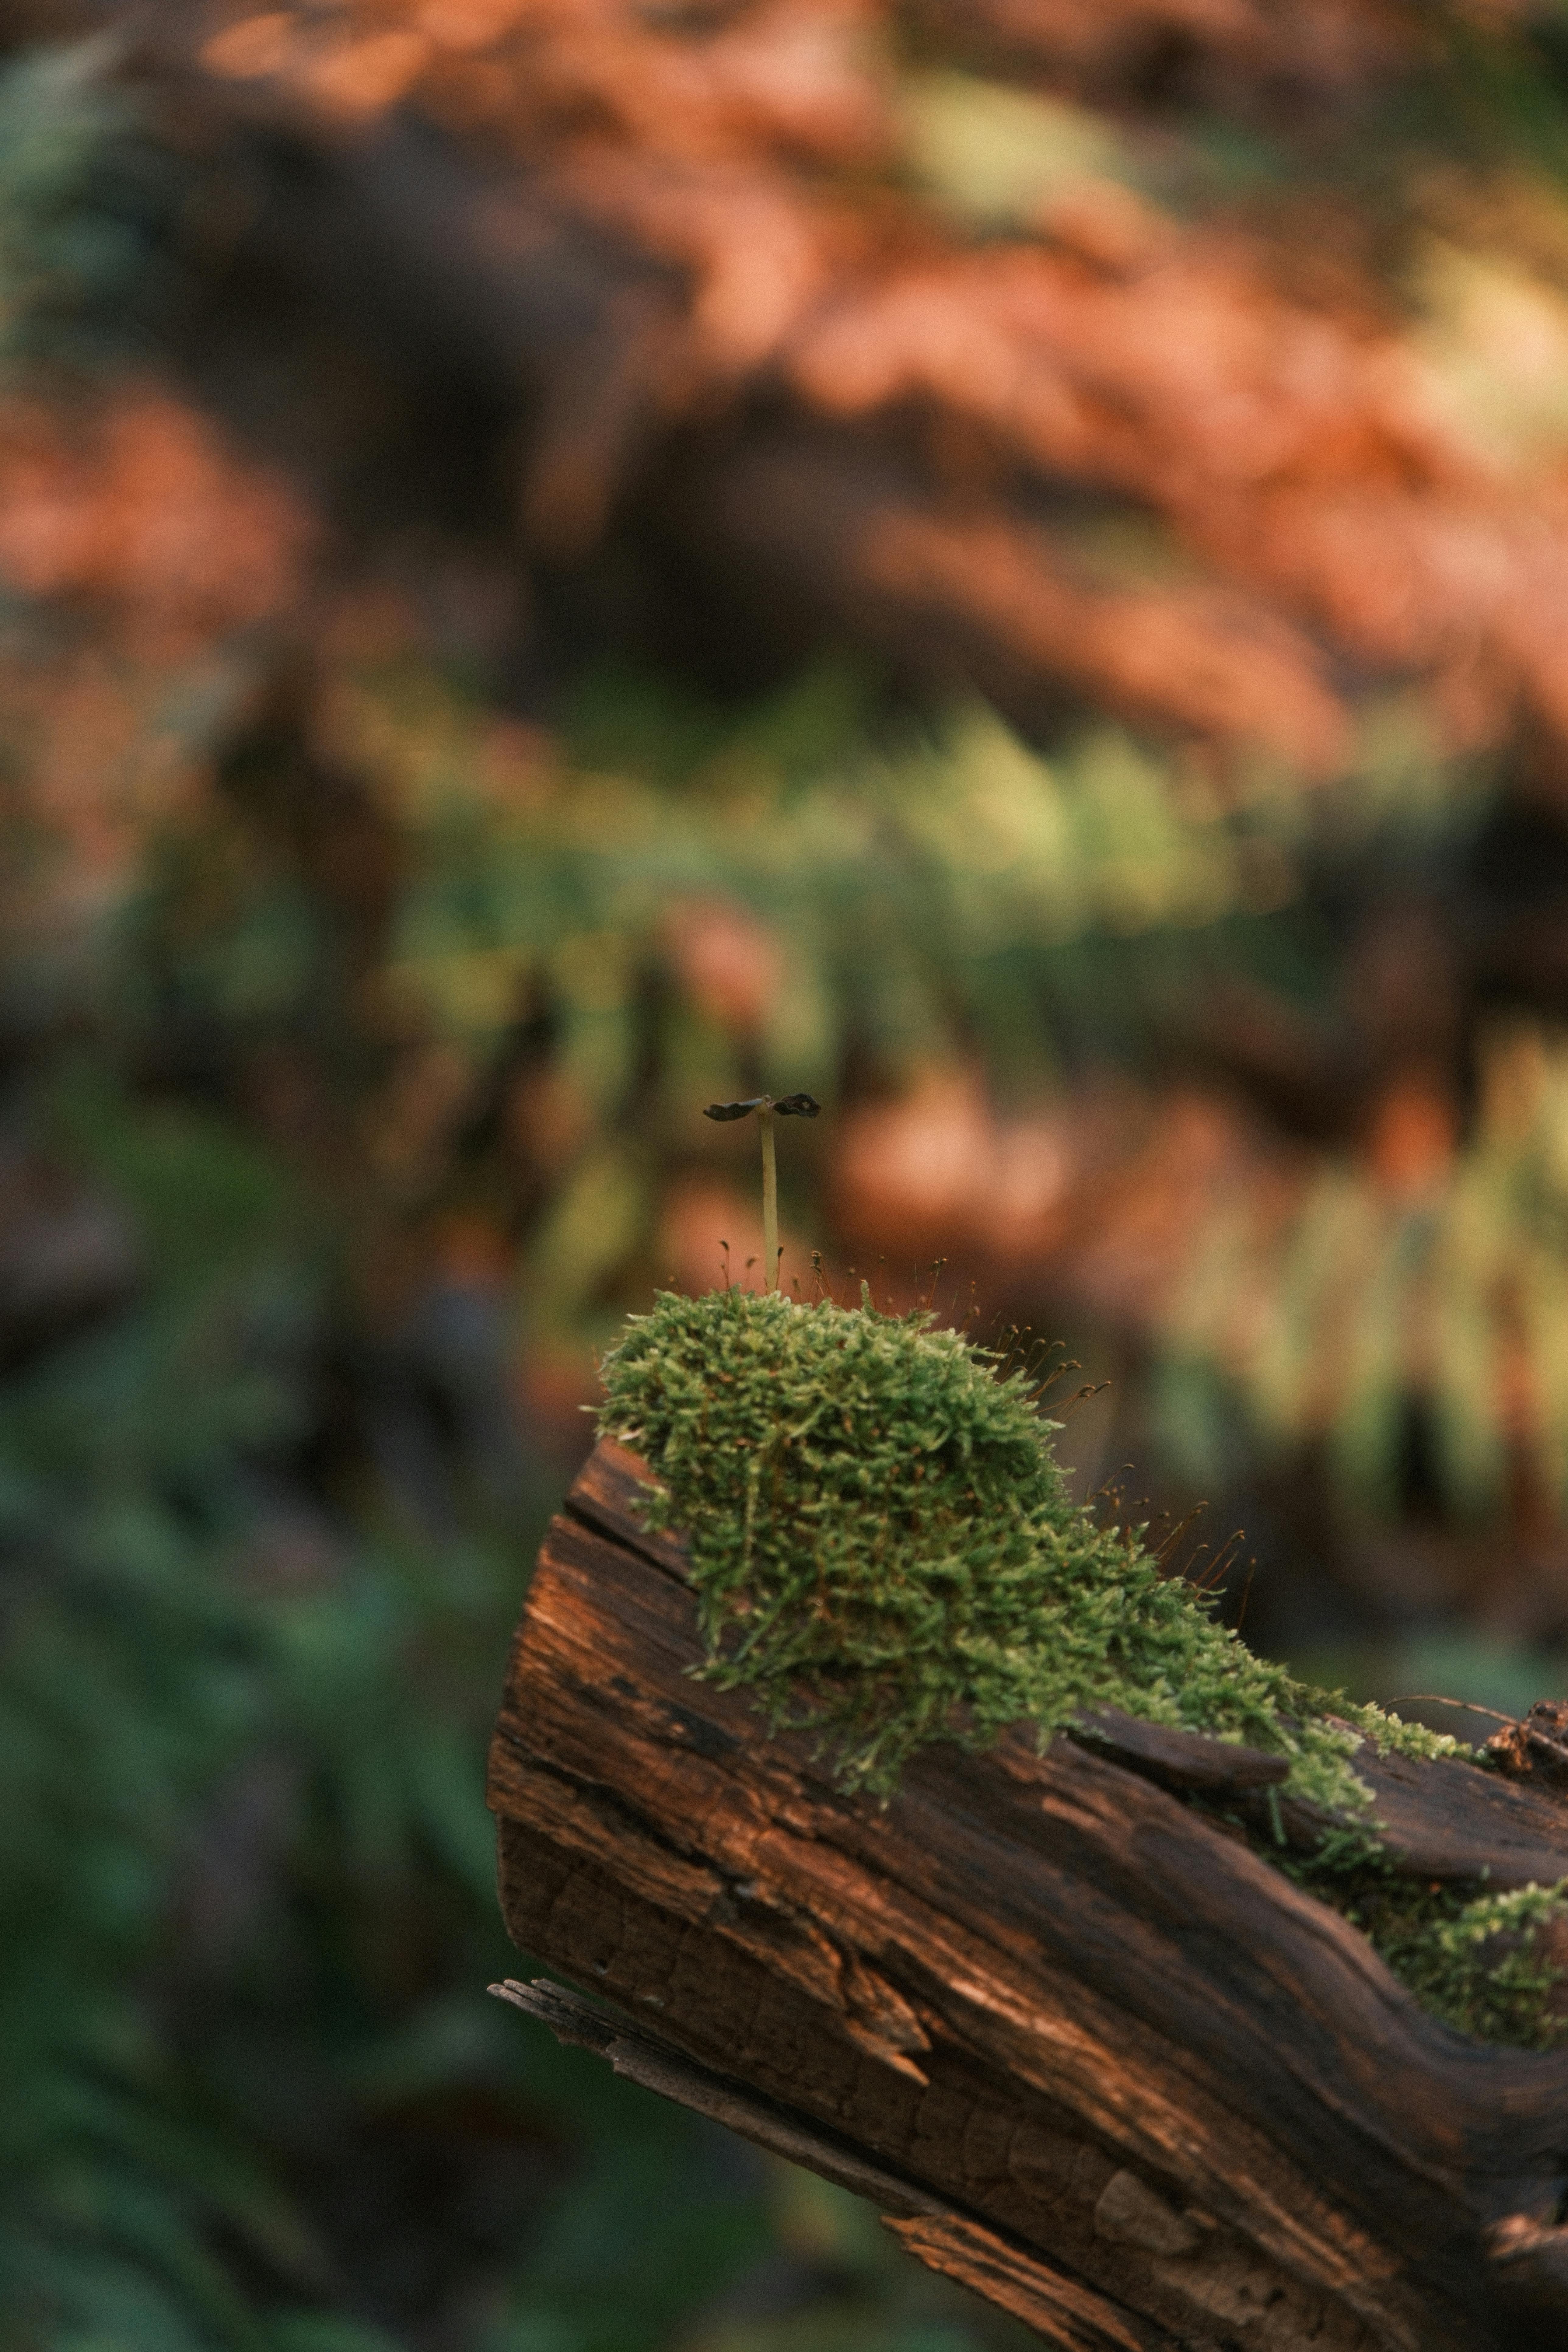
[597,1284,1568,2050]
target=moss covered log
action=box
[598,1286,1568,2047]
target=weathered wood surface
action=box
[486,1440,1568,2352]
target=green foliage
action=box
[1158,1018,1568,1517]
[366,654,1426,1062]
[343,659,1558,1537]
[0,1087,296,2337]
[0,39,173,368]
[0,1088,777,2351]
[140,635,1557,1533]
[0,1062,1028,2349]
[596,1286,1444,1805]
[314,653,1488,1357]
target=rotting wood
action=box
[487,1978,1161,2352]
[486,1439,1568,2351]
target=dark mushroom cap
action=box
[703,1093,821,1121]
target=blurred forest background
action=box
[9,0,1568,2345]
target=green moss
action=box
[1284,1858,1568,2049]
[1384,1885,1568,2045]
[598,1287,1568,2048]
[598,1289,1445,1802]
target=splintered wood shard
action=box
[485,1439,1568,2351]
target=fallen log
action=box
[486,1439,1568,2351]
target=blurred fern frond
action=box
[0,38,174,369]
[1156,1020,1568,1527]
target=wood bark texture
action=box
[486,1440,1568,2352]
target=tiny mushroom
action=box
[703,1093,821,1292]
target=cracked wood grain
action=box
[486,1439,1568,2351]
[489,1977,1167,2351]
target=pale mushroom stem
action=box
[759,1100,779,1293]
